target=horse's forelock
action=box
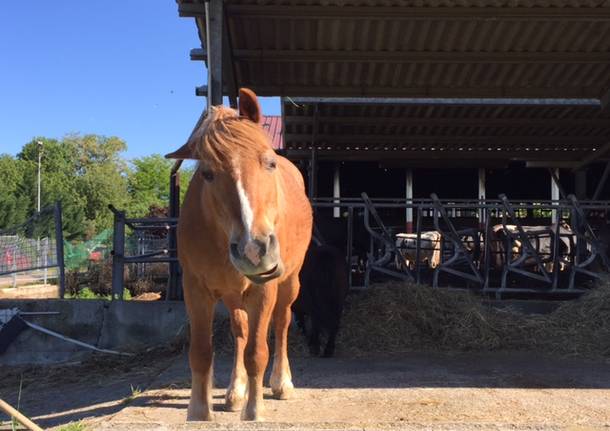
[192,106,270,169]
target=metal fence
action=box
[109,205,180,300]
[0,202,66,294]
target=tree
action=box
[127,155,173,217]
[0,154,28,229]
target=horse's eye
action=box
[267,160,277,171]
[201,170,214,181]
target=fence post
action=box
[111,207,126,300]
[168,161,182,300]
[54,201,66,298]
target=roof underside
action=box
[181,0,610,99]
[178,0,610,163]
[283,100,610,163]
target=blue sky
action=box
[0,1,280,159]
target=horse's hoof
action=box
[271,380,294,400]
[186,408,214,421]
[242,405,265,421]
[225,392,245,412]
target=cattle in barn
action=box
[395,231,442,270]
[488,222,574,272]
[292,243,349,358]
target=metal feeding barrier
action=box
[108,205,181,300]
[309,194,610,297]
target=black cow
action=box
[293,243,349,357]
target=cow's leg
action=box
[243,282,277,421]
[270,275,300,400]
[222,294,248,412]
[184,274,215,421]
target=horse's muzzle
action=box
[229,234,283,283]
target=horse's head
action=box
[166,88,283,284]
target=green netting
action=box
[64,229,112,270]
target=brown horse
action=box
[165,88,312,421]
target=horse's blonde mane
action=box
[190,105,272,168]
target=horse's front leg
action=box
[184,275,215,421]
[270,274,300,399]
[243,282,278,421]
[222,293,248,412]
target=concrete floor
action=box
[1,351,609,430]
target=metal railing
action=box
[310,194,610,297]
[108,205,180,300]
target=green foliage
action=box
[1,134,196,242]
[127,155,173,217]
[56,422,87,431]
[65,287,131,300]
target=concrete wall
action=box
[0,299,189,365]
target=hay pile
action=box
[336,282,610,358]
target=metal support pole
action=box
[205,0,223,107]
[346,206,354,288]
[333,164,341,218]
[551,168,561,223]
[111,207,126,300]
[54,201,66,298]
[308,104,319,200]
[405,168,413,233]
[478,168,486,229]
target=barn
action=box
[173,0,610,297]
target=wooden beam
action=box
[190,48,206,61]
[225,5,610,20]
[285,116,610,129]
[222,8,239,105]
[205,0,223,106]
[217,85,601,99]
[284,133,608,146]
[284,149,598,162]
[227,49,610,64]
[178,2,205,17]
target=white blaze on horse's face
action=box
[227,152,284,284]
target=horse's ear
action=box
[165,142,196,160]
[239,88,262,123]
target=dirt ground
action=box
[1,349,609,431]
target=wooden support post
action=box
[333,164,341,218]
[478,168,486,229]
[405,168,413,233]
[111,208,126,300]
[551,168,560,223]
[168,160,182,301]
[205,0,223,107]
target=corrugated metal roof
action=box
[179,0,610,99]
[282,100,610,161]
[262,115,283,149]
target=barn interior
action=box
[176,0,610,296]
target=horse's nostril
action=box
[230,243,240,258]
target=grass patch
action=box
[122,384,142,405]
[56,422,87,431]
[65,287,131,300]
